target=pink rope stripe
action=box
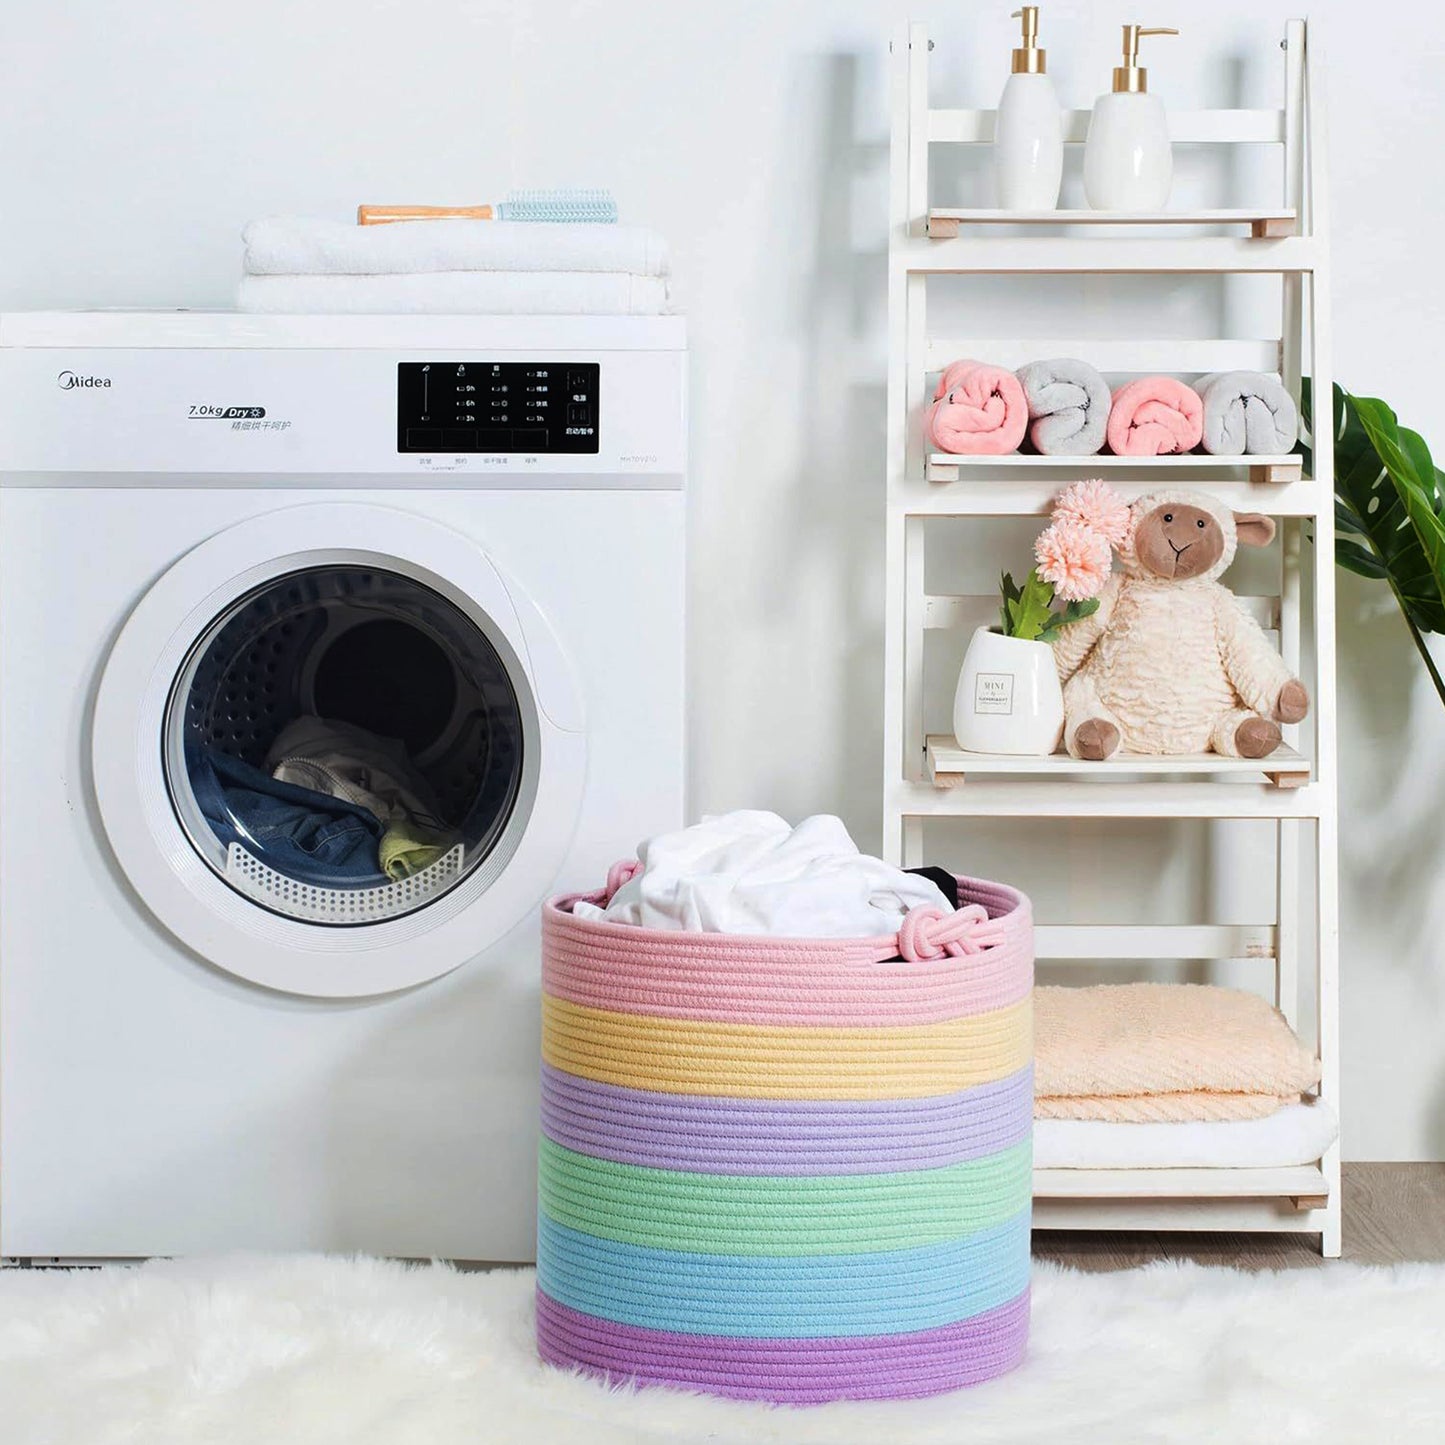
[543,872,1033,1027]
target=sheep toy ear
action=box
[1233,512,1276,548]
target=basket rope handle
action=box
[598,859,1005,961]
[897,904,1001,962]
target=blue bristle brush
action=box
[357,189,618,225]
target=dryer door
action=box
[93,502,585,998]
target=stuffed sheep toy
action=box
[1052,487,1309,760]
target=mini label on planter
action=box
[975,672,1014,715]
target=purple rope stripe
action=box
[541,1062,1033,1175]
[536,1287,1030,1403]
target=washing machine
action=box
[0,312,686,1261]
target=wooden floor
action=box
[1033,1163,1445,1271]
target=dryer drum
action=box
[163,563,525,925]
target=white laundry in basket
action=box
[572,811,952,937]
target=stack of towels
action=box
[237,218,671,315]
[928,358,1299,458]
[1032,982,1338,1170]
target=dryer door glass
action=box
[162,565,525,924]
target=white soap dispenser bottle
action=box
[1083,24,1178,211]
[994,6,1063,210]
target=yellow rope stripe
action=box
[541,994,1032,1100]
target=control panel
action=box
[397,361,599,454]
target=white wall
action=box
[2,1,1442,1159]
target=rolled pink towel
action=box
[927,360,1028,455]
[1107,377,1205,456]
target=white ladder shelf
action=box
[883,19,1341,1254]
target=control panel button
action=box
[476,428,511,450]
[443,428,476,451]
[513,428,548,450]
[406,427,444,451]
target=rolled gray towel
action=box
[1015,358,1111,456]
[1198,372,1299,455]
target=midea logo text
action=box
[57,371,112,389]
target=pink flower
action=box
[1052,478,1134,549]
[1034,520,1112,602]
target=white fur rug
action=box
[1,1255,1442,1444]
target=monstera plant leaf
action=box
[1301,378,1445,703]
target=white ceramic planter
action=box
[952,626,1064,755]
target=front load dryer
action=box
[0,312,685,1261]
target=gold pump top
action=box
[1112,24,1178,93]
[1010,7,1046,74]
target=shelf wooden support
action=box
[1266,767,1311,790]
[1252,215,1297,239]
[1251,460,1302,484]
[925,208,1298,241]
[926,736,1312,789]
[925,455,1305,486]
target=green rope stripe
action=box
[538,1135,1033,1256]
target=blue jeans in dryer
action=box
[186,745,385,886]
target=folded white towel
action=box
[242,218,670,278]
[572,811,953,937]
[1033,1098,1339,1170]
[236,271,670,316]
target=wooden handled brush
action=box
[358,190,618,225]
[358,204,495,224]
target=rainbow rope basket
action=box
[535,864,1034,1403]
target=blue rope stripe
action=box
[536,1209,1033,1338]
